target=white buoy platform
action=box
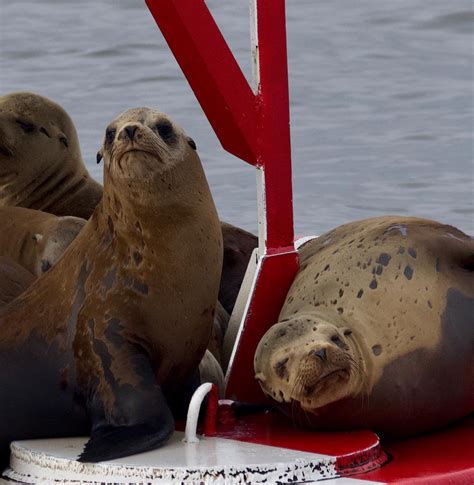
[3,432,358,484]
[1,384,386,483]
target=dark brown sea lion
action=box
[0,206,85,277]
[255,216,474,437]
[0,107,222,466]
[0,92,102,219]
[220,222,258,315]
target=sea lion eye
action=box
[16,119,35,133]
[331,335,345,348]
[155,121,176,144]
[343,329,352,337]
[105,128,116,145]
[187,137,197,150]
[59,136,69,147]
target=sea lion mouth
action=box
[301,368,350,397]
[117,149,163,164]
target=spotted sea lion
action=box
[0,206,85,277]
[255,216,474,437]
[0,92,102,218]
[0,107,223,466]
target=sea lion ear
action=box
[96,150,103,164]
[187,137,197,150]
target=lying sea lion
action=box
[255,216,474,437]
[0,91,256,315]
[0,206,85,277]
[0,107,222,466]
[0,92,102,219]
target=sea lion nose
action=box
[312,348,327,362]
[124,125,138,141]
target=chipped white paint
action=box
[3,432,344,484]
[183,383,213,443]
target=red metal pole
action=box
[146,0,299,403]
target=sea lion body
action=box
[0,206,85,276]
[0,92,102,218]
[255,216,474,436]
[220,222,257,314]
[0,108,222,465]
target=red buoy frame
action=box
[145,0,299,403]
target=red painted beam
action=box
[146,0,295,252]
[225,251,299,402]
[145,0,258,165]
[255,0,295,251]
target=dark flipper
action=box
[79,418,173,463]
[78,332,175,463]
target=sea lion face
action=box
[98,107,197,186]
[0,92,82,185]
[255,315,364,410]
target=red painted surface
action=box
[225,251,299,402]
[146,0,299,403]
[204,404,388,475]
[361,416,474,484]
[202,384,218,437]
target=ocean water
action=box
[1,0,472,236]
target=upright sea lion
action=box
[255,216,474,437]
[0,107,223,466]
[0,206,85,277]
[0,92,102,218]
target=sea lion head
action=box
[0,92,84,198]
[254,312,366,411]
[98,107,198,192]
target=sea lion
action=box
[220,222,258,315]
[0,256,35,308]
[0,206,85,277]
[0,92,256,315]
[0,107,223,466]
[254,216,474,437]
[207,300,230,365]
[0,92,102,218]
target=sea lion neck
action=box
[44,175,102,219]
[102,149,212,225]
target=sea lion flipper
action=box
[79,382,174,463]
[78,344,175,463]
[79,412,174,463]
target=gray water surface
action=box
[1,0,472,235]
